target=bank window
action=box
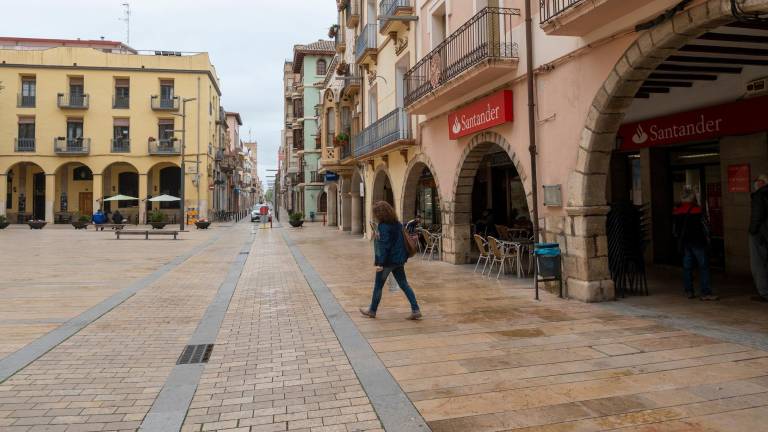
[114,78,129,108]
[317,59,327,76]
[16,117,35,152]
[20,76,36,107]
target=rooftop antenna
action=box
[120,2,131,45]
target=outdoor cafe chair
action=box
[487,236,518,280]
[473,234,491,274]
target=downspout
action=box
[524,0,541,299]
[196,77,201,215]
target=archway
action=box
[350,167,364,235]
[102,162,140,223]
[147,162,181,224]
[318,191,327,213]
[402,154,442,228]
[3,162,47,222]
[569,2,768,301]
[448,134,531,264]
[372,167,394,207]
[54,162,95,222]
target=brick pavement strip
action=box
[181,227,386,432]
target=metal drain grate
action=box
[177,344,214,365]
[239,251,249,255]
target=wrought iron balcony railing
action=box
[113,95,130,109]
[346,0,360,27]
[355,23,377,63]
[148,138,180,155]
[404,7,519,107]
[57,93,89,109]
[151,95,180,111]
[17,94,35,108]
[14,137,35,152]
[353,107,411,158]
[340,142,352,160]
[540,0,584,23]
[111,138,130,153]
[54,137,90,154]
[380,0,411,20]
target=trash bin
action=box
[534,243,563,299]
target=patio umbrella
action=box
[102,194,138,201]
[148,194,181,202]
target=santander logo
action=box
[632,125,648,145]
[451,116,462,135]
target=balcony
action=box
[346,0,360,28]
[14,138,35,152]
[151,95,180,111]
[335,32,346,54]
[111,138,130,153]
[17,94,35,108]
[113,95,130,109]
[294,133,305,151]
[148,138,180,155]
[379,0,414,35]
[219,154,238,172]
[343,74,362,96]
[404,7,519,114]
[54,137,90,154]
[355,24,377,65]
[353,107,412,159]
[539,0,679,36]
[309,171,325,184]
[57,94,89,109]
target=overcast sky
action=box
[0,0,336,191]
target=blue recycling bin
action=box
[534,243,563,298]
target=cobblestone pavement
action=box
[287,224,768,432]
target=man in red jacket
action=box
[673,189,717,301]
[750,174,768,302]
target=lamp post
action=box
[176,97,196,231]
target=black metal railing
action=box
[355,23,377,62]
[347,0,361,27]
[151,95,180,110]
[404,7,519,107]
[17,94,35,108]
[54,137,90,154]
[540,0,584,23]
[353,107,410,158]
[380,0,411,19]
[111,138,130,153]
[57,93,89,109]
[293,101,304,119]
[148,138,180,154]
[113,95,130,108]
[340,142,352,159]
[14,137,35,152]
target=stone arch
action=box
[565,1,750,301]
[444,131,531,264]
[401,152,442,223]
[371,163,394,207]
[2,161,48,221]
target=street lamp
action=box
[174,97,196,231]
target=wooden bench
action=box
[92,223,127,231]
[115,230,179,240]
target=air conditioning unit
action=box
[746,77,768,98]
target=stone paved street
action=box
[1,222,768,431]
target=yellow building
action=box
[0,37,222,224]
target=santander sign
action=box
[618,95,768,151]
[448,90,513,139]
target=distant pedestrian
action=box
[112,209,124,224]
[359,201,422,320]
[673,188,717,301]
[92,208,107,225]
[750,174,768,302]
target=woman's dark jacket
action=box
[750,185,768,243]
[374,222,408,267]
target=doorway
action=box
[32,172,45,220]
[79,192,93,216]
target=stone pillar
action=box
[138,173,148,225]
[93,173,103,212]
[562,206,614,302]
[44,173,55,223]
[351,193,362,235]
[0,174,7,217]
[341,192,351,231]
[327,187,337,227]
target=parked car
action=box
[251,204,271,223]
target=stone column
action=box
[138,173,148,225]
[44,173,55,223]
[0,174,7,217]
[350,193,362,235]
[327,187,337,226]
[341,192,351,231]
[93,173,103,212]
[562,206,614,302]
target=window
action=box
[317,59,327,76]
[160,80,174,107]
[158,119,175,148]
[113,118,130,152]
[114,78,129,108]
[20,77,35,107]
[17,117,35,152]
[69,77,84,106]
[326,108,336,147]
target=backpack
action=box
[402,226,418,258]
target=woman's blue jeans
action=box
[370,266,420,313]
[683,246,711,296]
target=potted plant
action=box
[333,132,350,146]
[328,24,339,39]
[149,209,167,229]
[289,212,304,228]
[27,219,47,229]
[195,218,211,230]
[72,214,90,229]
[0,215,8,230]
[337,0,348,11]
[336,61,350,76]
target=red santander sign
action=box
[618,95,768,151]
[448,90,513,140]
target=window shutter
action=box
[113,118,130,127]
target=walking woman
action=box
[360,201,422,320]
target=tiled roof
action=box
[293,40,335,73]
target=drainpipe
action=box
[196,77,201,216]
[524,0,542,300]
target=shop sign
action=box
[448,90,513,140]
[618,95,768,151]
[325,171,339,181]
[728,164,751,193]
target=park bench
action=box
[115,230,179,240]
[92,223,127,231]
